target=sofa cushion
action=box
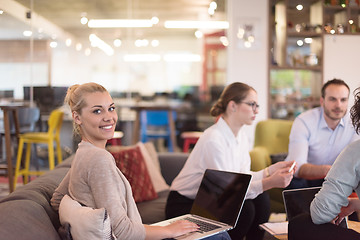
[158,152,188,185]
[59,194,113,240]
[144,141,161,172]
[0,199,61,240]
[137,142,169,193]
[270,153,288,164]
[110,145,158,203]
[0,166,70,230]
[107,142,169,193]
[136,190,169,224]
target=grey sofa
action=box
[0,152,188,240]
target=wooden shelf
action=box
[270,65,322,71]
[287,31,323,37]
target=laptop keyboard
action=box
[183,217,221,233]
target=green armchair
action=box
[250,119,293,213]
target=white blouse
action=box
[170,117,264,200]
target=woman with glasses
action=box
[166,82,295,240]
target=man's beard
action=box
[324,107,346,121]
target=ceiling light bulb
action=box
[89,34,114,56]
[304,38,312,44]
[210,1,217,10]
[164,53,201,62]
[124,54,161,62]
[151,16,159,25]
[164,20,229,29]
[85,48,91,56]
[296,5,303,10]
[65,38,72,47]
[50,41,58,48]
[349,19,354,24]
[237,28,245,39]
[220,36,229,46]
[297,40,304,46]
[23,30,32,37]
[135,39,149,47]
[0,9,4,14]
[195,30,203,38]
[88,19,153,28]
[244,41,252,48]
[151,39,159,47]
[114,39,122,47]
[248,36,255,43]
[81,16,88,25]
[76,43,82,51]
[208,8,215,15]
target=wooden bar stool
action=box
[14,109,64,189]
[181,131,202,152]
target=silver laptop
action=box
[282,187,347,228]
[153,169,252,240]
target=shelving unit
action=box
[269,0,360,119]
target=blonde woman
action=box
[50,83,200,239]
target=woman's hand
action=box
[164,220,199,238]
[268,161,297,175]
[145,220,199,240]
[262,163,294,191]
[268,168,294,188]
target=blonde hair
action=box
[64,82,108,135]
[210,82,255,117]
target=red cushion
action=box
[110,146,158,203]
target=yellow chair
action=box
[250,119,293,213]
[14,109,64,188]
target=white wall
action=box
[227,0,268,147]
[323,35,360,108]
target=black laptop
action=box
[282,187,347,228]
[153,169,252,240]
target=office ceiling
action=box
[4,0,226,43]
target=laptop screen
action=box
[283,187,321,221]
[283,186,348,228]
[190,169,252,227]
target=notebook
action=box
[282,187,347,228]
[153,169,252,240]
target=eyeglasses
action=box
[240,101,260,111]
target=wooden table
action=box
[0,103,26,193]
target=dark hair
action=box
[210,82,255,117]
[321,78,350,98]
[351,87,360,134]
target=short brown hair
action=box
[321,78,350,98]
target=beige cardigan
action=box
[51,141,146,240]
